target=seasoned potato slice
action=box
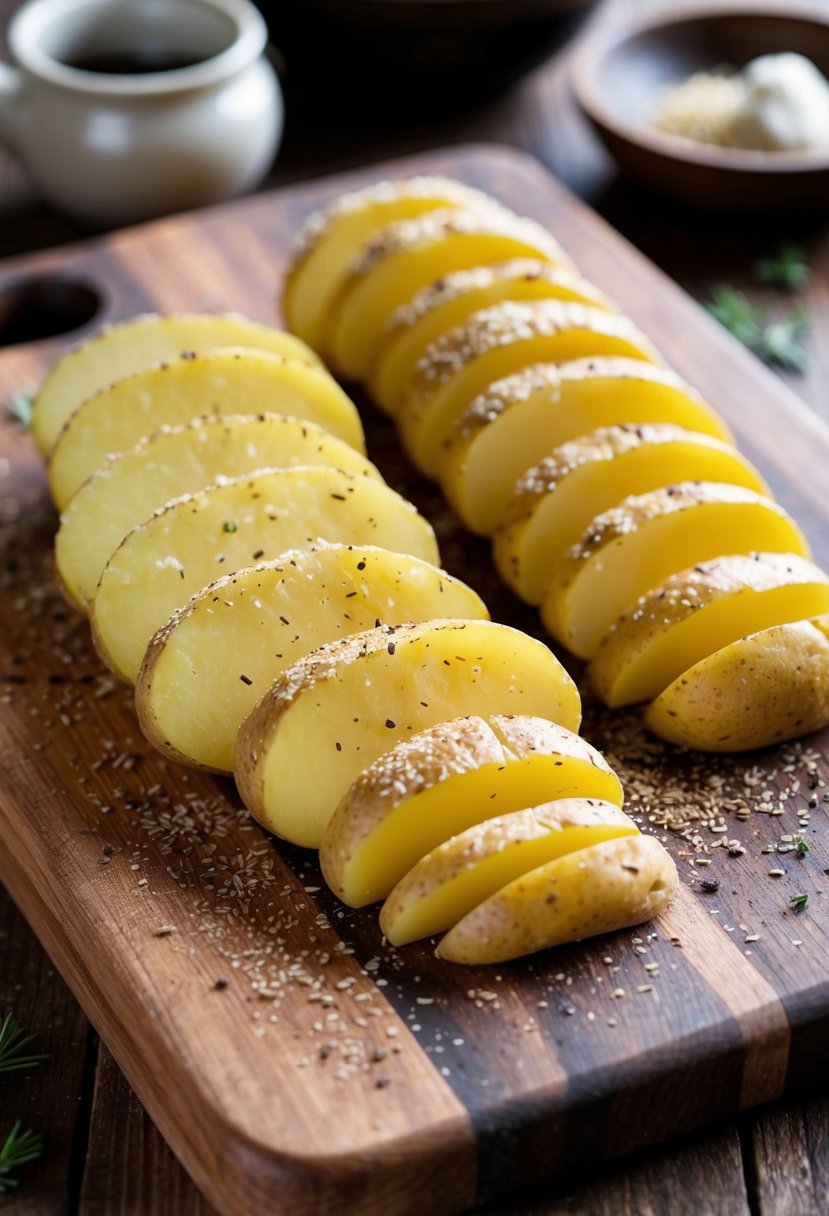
[397,302,663,476]
[436,833,678,965]
[541,483,810,659]
[380,800,639,946]
[92,467,438,683]
[48,349,365,509]
[645,617,829,752]
[235,619,582,849]
[136,545,487,773]
[591,553,829,707]
[320,715,623,907]
[56,414,382,613]
[492,424,769,599]
[32,312,320,455]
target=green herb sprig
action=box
[0,1011,48,1075]
[0,1121,45,1193]
[754,243,810,291]
[6,392,33,428]
[789,892,809,914]
[0,1013,47,1194]
[707,286,810,373]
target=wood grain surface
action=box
[1,143,828,1216]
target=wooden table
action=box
[2,0,828,1212]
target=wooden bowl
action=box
[570,2,829,210]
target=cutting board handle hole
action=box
[0,276,102,348]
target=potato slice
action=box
[380,800,639,946]
[591,553,829,707]
[92,467,438,683]
[436,833,678,965]
[136,544,488,773]
[235,619,582,849]
[283,176,496,352]
[32,312,320,455]
[645,617,829,752]
[492,423,769,598]
[56,414,382,613]
[48,349,365,510]
[369,259,613,415]
[321,715,623,907]
[541,482,810,659]
[326,208,572,380]
[397,302,663,477]
[441,360,733,540]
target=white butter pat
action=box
[729,53,829,151]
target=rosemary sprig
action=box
[789,892,809,914]
[707,286,810,372]
[759,308,810,373]
[754,243,810,291]
[0,1012,48,1075]
[0,1121,45,1193]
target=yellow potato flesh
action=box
[56,414,382,613]
[541,483,810,659]
[381,801,639,945]
[235,619,582,849]
[32,313,320,455]
[591,553,829,707]
[437,834,678,965]
[441,360,733,539]
[48,349,365,510]
[91,467,438,683]
[492,424,769,602]
[136,545,487,773]
[645,617,829,752]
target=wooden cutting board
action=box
[1,144,828,1216]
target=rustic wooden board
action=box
[1,144,828,1216]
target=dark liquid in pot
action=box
[65,48,205,74]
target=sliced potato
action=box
[235,619,582,849]
[136,544,488,773]
[380,800,639,946]
[91,467,438,683]
[492,423,769,599]
[56,413,382,613]
[48,349,365,510]
[645,617,829,752]
[541,482,810,660]
[369,260,613,416]
[591,553,829,707]
[32,312,320,455]
[397,302,663,477]
[320,715,623,907]
[436,833,678,965]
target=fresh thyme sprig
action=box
[0,1011,48,1075]
[0,1121,45,1193]
[754,243,810,291]
[707,286,810,372]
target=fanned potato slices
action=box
[380,800,639,946]
[326,208,573,379]
[136,544,488,773]
[492,424,769,602]
[283,176,496,352]
[441,360,732,538]
[369,260,613,415]
[645,617,829,752]
[397,302,663,476]
[48,349,365,509]
[235,619,582,849]
[541,483,810,659]
[436,833,678,965]
[56,414,382,613]
[590,553,829,707]
[320,715,623,907]
[32,312,320,455]
[92,467,438,683]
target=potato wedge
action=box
[326,208,573,380]
[436,833,678,965]
[91,467,438,683]
[380,800,639,946]
[397,302,663,476]
[369,260,613,416]
[235,619,582,849]
[492,423,769,599]
[645,617,829,752]
[591,553,829,707]
[136,544,488,773]
[32,312,320,455]
[320,715,623,907]
[56,413,382,613]
[48,349,365,510]
[541,482,810,660]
